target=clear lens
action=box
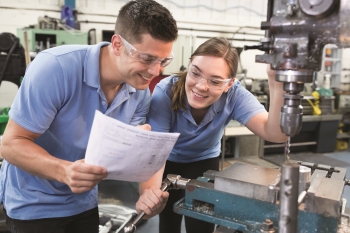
[209,79,227,87]
[188,66,231,90]
[160,58,172,67]
[120,35,173,67]
[137,52,158,65]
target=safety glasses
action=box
[119,35,174,67]
[188,64,232,90]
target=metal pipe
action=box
[263,0,274,53]
[263,141,317,149]
[298,191,307,206]
[266,0,274,21]
[279,162,300,233]
[178,27,263,36]
[298,166,311,195]
[197,36,260,43]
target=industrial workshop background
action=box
[1,0,350,106]
[2,0,350,154]
[2,1,350,233]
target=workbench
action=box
[221,114,343,170]
[220,121,262,170]
[263,114,342,155]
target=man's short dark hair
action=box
[115,0,178,44]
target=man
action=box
[0,0,177,232]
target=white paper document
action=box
[85,111,180,182]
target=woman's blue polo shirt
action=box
[147,75,265,163]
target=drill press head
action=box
[245,0,350,136]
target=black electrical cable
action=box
[0,39,18,86]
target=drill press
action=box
[121,1,350,232]
[171,1,350,232]
[245,0,350,138]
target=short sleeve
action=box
[9,52,67,134]
[229,84,266,125]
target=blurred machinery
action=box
[1,5,90,87]
[0,32,25,87]
[16,16,88,59]
[16,12,93,60]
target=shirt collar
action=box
[84,42,110,88]
[84,42,136,94]
[123,82,136,94]
[182,91,227,126]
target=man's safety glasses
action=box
[119,35,174,67]
[187,64,232,90]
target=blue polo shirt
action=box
[147,75,265,163]
[0,42,150,220]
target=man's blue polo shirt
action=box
[147,75,265,163]
[0,42,150,219]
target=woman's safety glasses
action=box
[188,64,232,90]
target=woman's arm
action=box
[246,65,288,143]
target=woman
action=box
[136,37,287,233]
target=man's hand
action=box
[136,186,169,219]
[136,124,151,131]
[63,159,108,193]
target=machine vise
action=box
[173,162,350,232]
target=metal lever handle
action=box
[122,175,186,233]
[244,44,264,51]
[244,40,271,53]
[123,183,170,233]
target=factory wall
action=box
[0,0,350,107]
[0,0,269,77]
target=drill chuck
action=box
[280,94,303,137]
[275,71,308,137]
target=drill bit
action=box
[284,136,291,162]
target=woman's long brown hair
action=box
[171,37,239,112]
